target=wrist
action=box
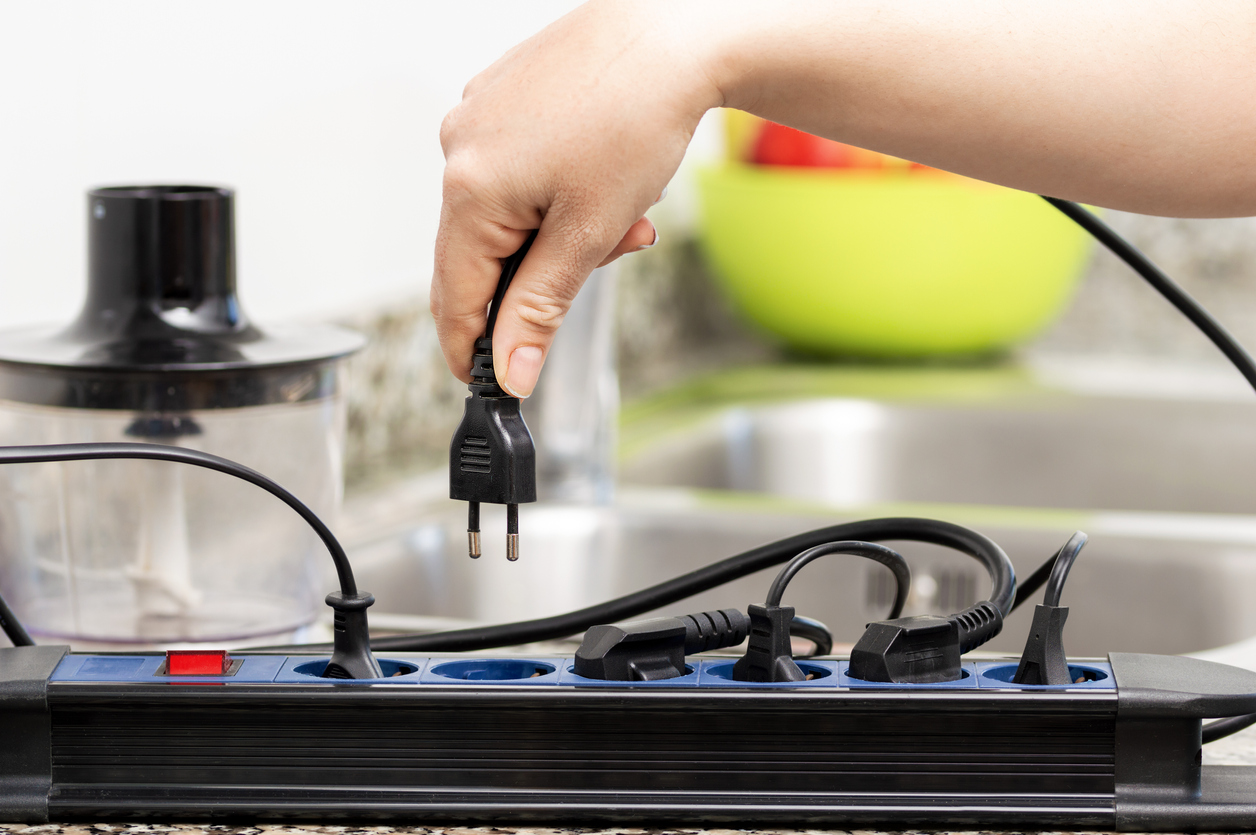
[634,0,736,114]
[688,0,789,115]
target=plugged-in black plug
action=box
[848,615,960,683]
[450,336,536,561]
[1012,605,1071,685]
[1013,531,1088,685]
[732,604,806,682]
[322,591,384,680]
[575,609,750,681]
[847,601,1004,684]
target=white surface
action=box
[0,1,720,330]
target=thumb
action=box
[489,224,603,398]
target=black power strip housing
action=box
[4,646,1256,830]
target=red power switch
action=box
[166,649,231,675]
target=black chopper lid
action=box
[0,185,363,374]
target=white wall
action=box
[0,1,609,329]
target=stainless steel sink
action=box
[344,360,1256,658]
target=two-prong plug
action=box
[449,335,536,561]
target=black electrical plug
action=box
[1013,531,1087,686]
[846,601,1004,684]
[732,603,807,682]
[322,591,384,680]
[449,233,538,561]
[575,609,750,681]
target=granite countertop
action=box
[3,722,1255,835]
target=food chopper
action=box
[0,185,363,644]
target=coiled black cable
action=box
[274,516,1014,653]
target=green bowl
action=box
[696,164,1092,357]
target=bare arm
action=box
[715,0,1256,218]
[432,0,1256,396]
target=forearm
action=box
[692,0,1256,217]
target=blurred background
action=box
[4,2,1256,480]
[6,2,1256,665]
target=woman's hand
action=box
[430,0,722,397]
[432,0,1256,397]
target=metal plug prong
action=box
[467,501,481,559]
[506,503,519,561]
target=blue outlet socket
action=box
[838,661,981,688]
[420,657,564,685]
[559,663,701,687]
[976,661,1114,689]
[274,656,426,684]
[698,659,840,687]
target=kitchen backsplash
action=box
[340,210,1256,486]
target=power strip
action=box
[4,645,1256,829]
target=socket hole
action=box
[430,659,556,681]
[293,659,418,679]
[706,661,832,682]
[845,667,972,684]
[982,664,1108,685]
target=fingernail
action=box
[503,345,543,398]
[652,187,668,205]
[634,226,659,252]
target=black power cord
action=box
[0,443,382,679]
[1043,197,1256,390]
[1042,531,1087,608]
[266,516,1013,653]
[485,230,538,340]
[1042,198,1256,739]
[766,541,910,615]
[1203,713,1256,744]
[0,582,33,647]
[1012,552,1057,612]
[1011,533,1089,613]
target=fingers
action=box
[489,219,615,399]
[597,217,658,267]
[430,196,534,383]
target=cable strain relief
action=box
[948,600,1004,654]
[470,336,504,392]
[325,591,375,611]
[680,608,751,654]
[324,590,383,680]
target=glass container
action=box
[0,186,362,644]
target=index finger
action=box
[430,194,534,383]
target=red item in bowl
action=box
[748,121,938,172]
[750,122,861,167]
